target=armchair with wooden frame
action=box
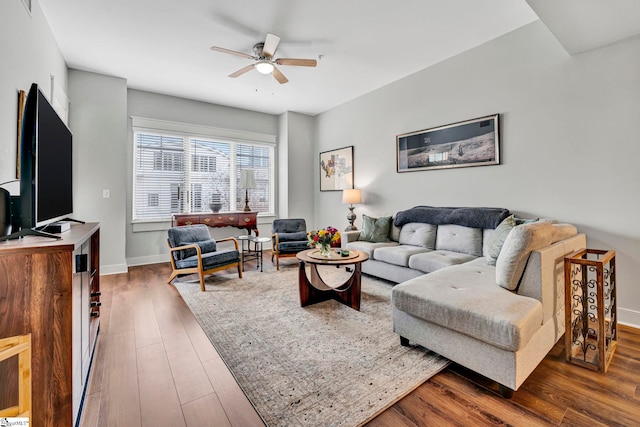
[271,218,309,270]
[167,224,242,291]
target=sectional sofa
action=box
[343,206,586,396]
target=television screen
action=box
[35,89,73,226]
[19,84,73,229]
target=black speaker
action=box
[0,188,10,237]
[10,196,21,231]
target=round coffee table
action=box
[296,249,369,311]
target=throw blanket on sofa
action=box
[394,206,510,230]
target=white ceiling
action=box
[38,1,640,116]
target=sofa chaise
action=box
[343,206,586,396]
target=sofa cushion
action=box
[485,214,516,266]
[398,222,437,248]
[358,214,392,242]
[373,245,431,267]
[435,224,483,257]
[346,240,398,258]
[408,250,477,273]
[496,222,578,290]
[392,264,543,352]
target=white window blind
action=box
[132,119,275,221]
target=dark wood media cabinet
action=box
[0,222,100,426]
[172,211,259,235]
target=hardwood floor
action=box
[81,256,640,427]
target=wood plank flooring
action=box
[81,256,640,427]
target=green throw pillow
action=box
[486,214,515,266]
[358,214,392,243]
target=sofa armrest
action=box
[341,230,361,248]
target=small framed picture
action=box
[319,146,354,191]
[397,114,500,172]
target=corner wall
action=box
[313,21,640,326]
[68,69,128,273]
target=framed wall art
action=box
[396,114,500,173]
[319,145,354,191]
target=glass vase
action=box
[317,243,331,256]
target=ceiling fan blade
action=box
[272,67,288,84]
[275,58,317,67]
[210,46,255,60]
[229,64,255,78]
[262,33,281,57]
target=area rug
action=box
[173,265,449,427]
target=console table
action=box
[172,211,258,236]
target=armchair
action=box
[167,224,242,291]
[271,218,309,270]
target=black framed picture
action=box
[396,114,500,172]
[319,146,354,191]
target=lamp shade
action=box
[240,169,256,189]
[342,188,362,205]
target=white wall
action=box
[68,69,128,273]
[125,89,280,266]
[314,21,640,326]
[0,1,67,195]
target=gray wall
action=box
[125,89,281,266]
[314,21,640,326]
[68,69,128,273]
[277,112,315,223]
[0,1,67,195]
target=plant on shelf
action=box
[307,226,341,256]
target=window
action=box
[132,118,275,221]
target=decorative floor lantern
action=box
[564,249,617,373]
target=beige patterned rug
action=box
[174,265,449,427]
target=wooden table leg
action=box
[298,261,361,311]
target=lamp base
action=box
[243,189,251,212]
[345,206,357,231]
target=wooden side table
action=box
[564,249,617,373]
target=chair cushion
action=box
[168,224,211,247]
[276,231,308,242]
[175,249,240,270]
[278,241,310,253]
[272,218,306,233]
[178,240,218,260]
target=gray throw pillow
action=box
[486,214,516,266]
[358,215,392,242]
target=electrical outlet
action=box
[102,189,110,199]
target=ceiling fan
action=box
[210,33,317,84]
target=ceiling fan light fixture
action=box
[255,60,274,75]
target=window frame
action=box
[132,117,276,223]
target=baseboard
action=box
[100,263,128,275]
[126,254,168,267]
[618,307,640,330]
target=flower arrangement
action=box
[308,226,341,255]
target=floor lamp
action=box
[240,169,256,212]
[342,188,362,231]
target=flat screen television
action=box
[9,83,73,239]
